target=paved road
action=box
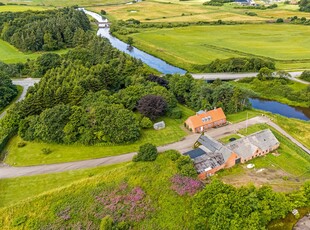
[1,116,308,179]
[191,71,306,83]
[0,78,40,119]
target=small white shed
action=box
[153,121,165,130]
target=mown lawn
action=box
[0,153,194,229]
[124,24,310,72]
[219,134,241,144]
[4,105,194,166]
[0,39,68,63]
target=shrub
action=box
[17,141,26,148]
[166,150,180,161]
[100,216,113,230]
[140,117,153,129]
[167,107,183,119]
[176,155,197,177]
[41,148,52,155]
[245,12,257,16]
[300,70,310,82]
[276,18,284,23]
[137,95,167,120]
[100,10,106,15]
[133,143,158,162]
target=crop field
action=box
[126,24,310,72]
[92,1,309,23]
[0,39,68,63]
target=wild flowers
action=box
[95,182,152,222]
[171,174,203,196]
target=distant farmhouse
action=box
[185,108,226,133]
[185,129,280,179]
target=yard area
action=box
[3,105,194,166]
[121,24,310,72]
[218,123,310,192]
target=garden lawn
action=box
[124,24,310,72]
[4,105,194,166]
[0,39,68,63]
[0,153,194,229]
[219,134,241,144]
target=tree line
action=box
[0,29,250,148]
[193,179,310,229]
[0,8,91,52]
[0,70,18,111]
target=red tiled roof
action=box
[186,108,226,129]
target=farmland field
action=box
[0,0,129,6]
[121,24,310,72]
[92,1,309,23]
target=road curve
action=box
[1,116,308,179]
[0,78,40,119]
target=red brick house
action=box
[185,108,226,133]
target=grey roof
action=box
[186,129,279,174]
[185,148,206,159]
[193,151,225,173]
[226,129,279,159]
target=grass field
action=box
[3,105,194,166]
[0,5,49,12]
[0,0,129,6]
[0,39,68,63]
[120,24,310,72]
[0,153,194,229]
[0,162,126,207]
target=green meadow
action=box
[0,153,194,229]
[0,39,68,63]
[125,24,310,72]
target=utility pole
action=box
[246,112,248,134]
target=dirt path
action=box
[1,115,308,179]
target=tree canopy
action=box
[0,8,91,51]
